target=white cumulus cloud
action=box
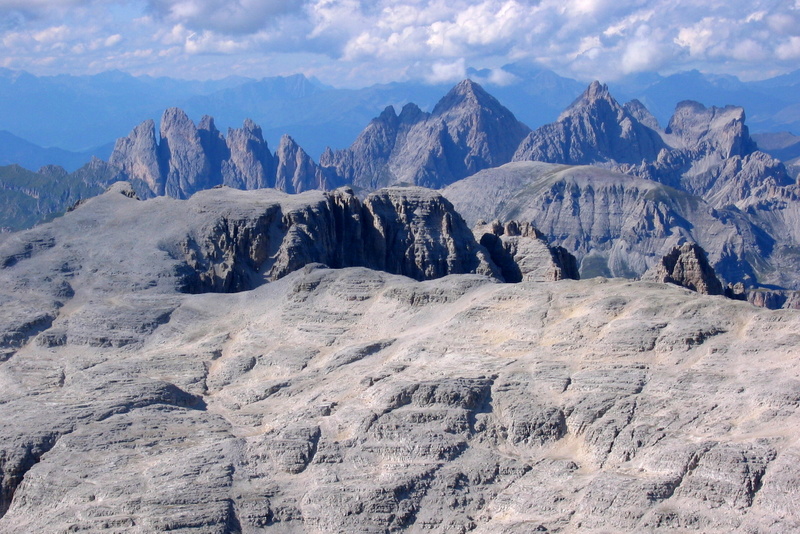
[0,0,799,85]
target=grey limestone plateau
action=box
[0,183,799,533]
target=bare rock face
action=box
[274,135,331,194]
[109,111,331,199]
[666,100,757,158]
[649,101,794,206]
[513,81,667,166]
[624,98,661,131]
[0,183,501,300]
[221,119,275,190]
[642,242,724,295]
[362,187,500,280]
[160,108,217,199]
[319,104,423,189]
[443,160,800,300]
[443,161,767,284]
[108,119,163,195]
[322,79,530,189]
[475,219,579,282]
[511,83,794,211]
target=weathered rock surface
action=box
[445,162,760,281]
[511,82,795,210]
[513,81,667,166]
[221,119,275,191]
[273,135,331,194]
[108,119,163,194]
[642,242,724,295]
[474,219,579,282]
[443,161,800,301]
[160,108,219,199]
[0,250,799,532]
[109,110,334,199]
[0,182,501,300]
[321,79,531,189]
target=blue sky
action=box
[1,0,799,86]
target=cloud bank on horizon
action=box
[0,0,798,85]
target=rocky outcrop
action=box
[666,101,757,158]
[159,108,218,199]
[109,110,335,199]
[221,119,274,190]
[274,135,332,194]
[362,188,499,280]
[642,243,724,295]
[644,101,795,206]
[511,82,794,210]
[180,186,501,289]
[0,183,503,299]
[746,288,800,310]
[475,219,579,282]
[109,119,163,195]
[319,103,424,189]
[321,79,530,189]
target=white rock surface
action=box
[0,261,799,532]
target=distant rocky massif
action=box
[3,78,800,308]
[1,182,800,532]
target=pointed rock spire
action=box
[325,79,529,189]
[222,119,274,190]
[160,107,218,199]
[109,118,163,196]
[275,135,328,194]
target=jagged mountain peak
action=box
[160,107,193,129]
[432,78,508,117]
[643,242,724,295]
[398,102,425,124]
[559,81,619,120]
[322,80,529,189]
[585,80,609,98]
[277,133,301,152]
[624,99,661,131]
[198,114,219,133]
[230,118,263,138]
[377,105,398,123]
[241,117,258,132]
[514,81,666,166]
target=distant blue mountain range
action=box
[1,64,799,172]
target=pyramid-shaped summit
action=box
[433,78,510,116]
[513,81,667,165]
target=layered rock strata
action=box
[443,161,800,305]
[0,182,502,298]
[510,81,794,210]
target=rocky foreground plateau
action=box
[0,184,798,533]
